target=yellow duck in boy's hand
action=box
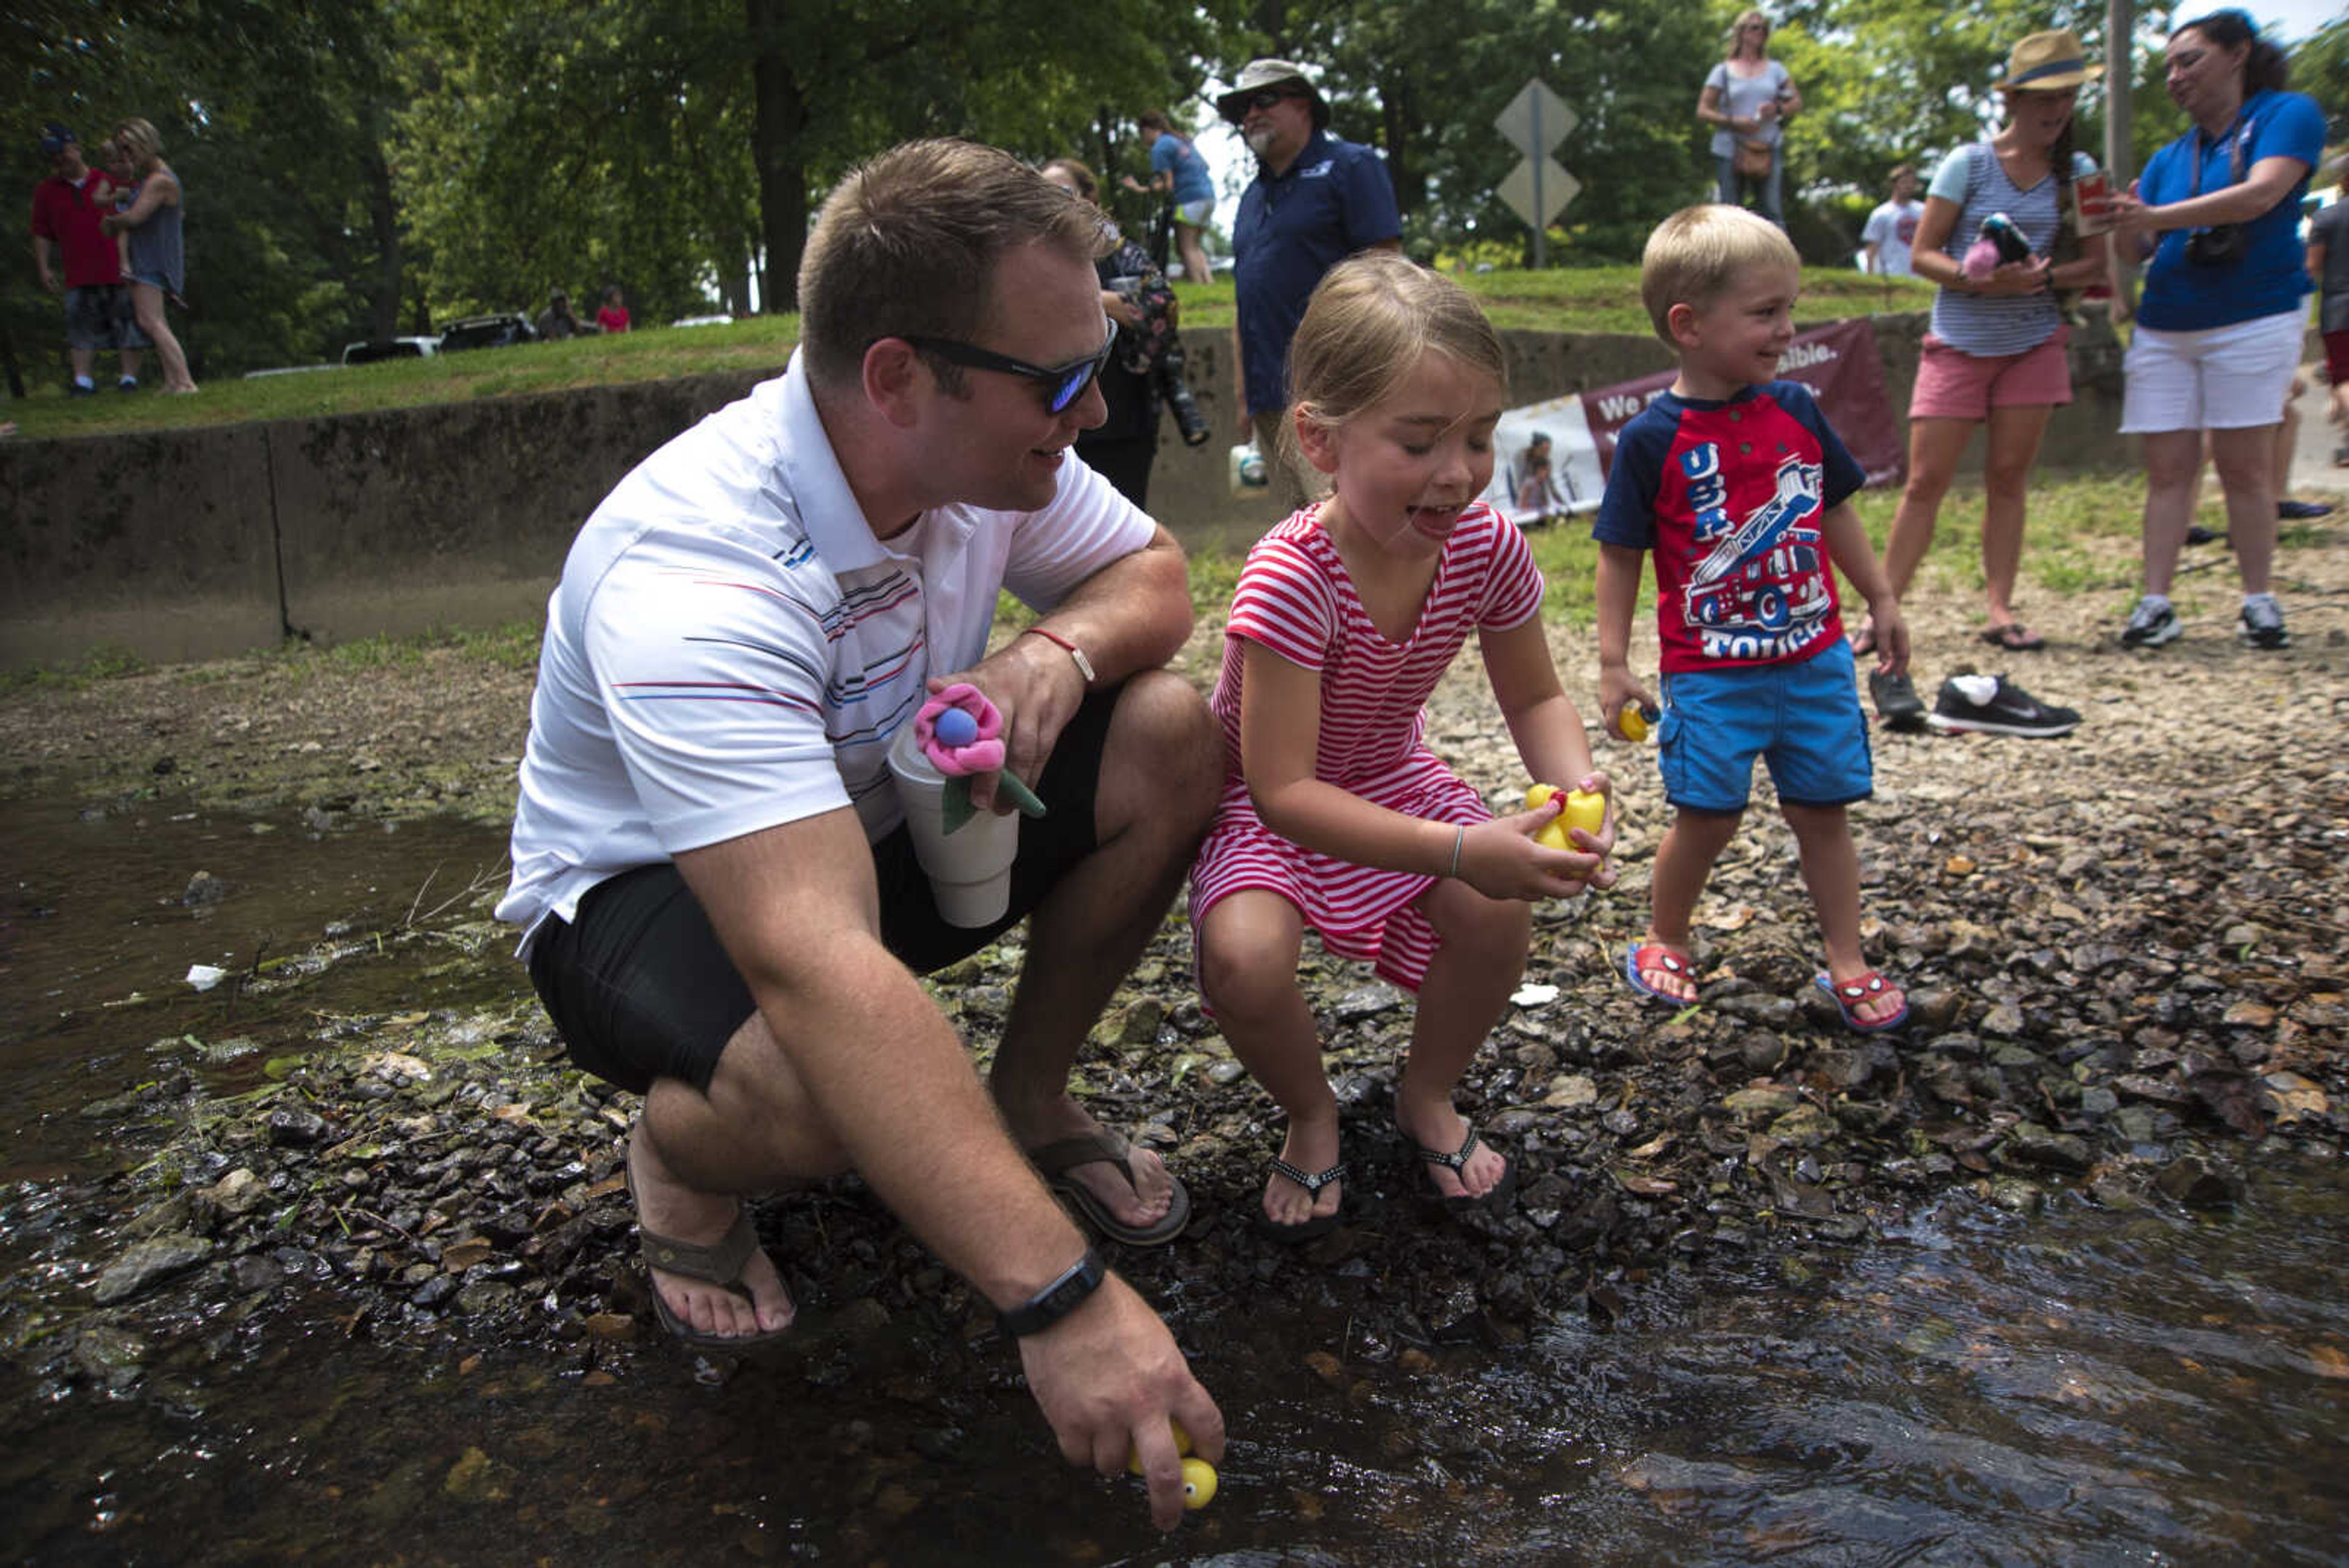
[1127,1418,1218,1510]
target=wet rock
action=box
[1722,1085,1801,1120]
[230,1255,286,1293]
[1766,1105,1837,1148]
[92,1233,214,1305]
[454,1280,516,1316]
[268,1107,330,1147]
[1989,1177,2044,1215]
[205,1169,270,1217]
[2001,1123,2092,1174]
[410,1274,460,1310]
[181,869,228,905]
[1114,998,1165,1046]
[2155,1156,2242,1210]
[72,1325,149,1389]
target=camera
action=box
[2184,225,2246,267]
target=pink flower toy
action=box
[910,683,1045,830]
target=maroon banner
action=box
[1579,318,1906,490]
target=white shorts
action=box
[1173,198,1213,229]
[2119,309,2304,434]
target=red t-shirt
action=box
[595,305,631,333]
[29,169,121,288]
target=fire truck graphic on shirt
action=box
[1680,445,1833,661]
[1590,380,1868,675]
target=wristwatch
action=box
[1020,625,1096,685]
[996,1247,1107,1338]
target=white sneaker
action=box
[2120,596,2181,648]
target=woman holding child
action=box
[98,117,195,395]
[1855,30,2107,730]
[2108,9,2325,652]
[1696,10,1801,229]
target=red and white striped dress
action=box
[1189,502,1546,990]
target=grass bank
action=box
[4,267,1933,443]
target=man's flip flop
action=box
[1622,940,1696,1006]
[1255,1156,1346,1244]
[1411,1120,1516,1216]
[638,1208,793,1350]
[1030,1129,1192,1247]
[1814,970,1910,1033]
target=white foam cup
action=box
[886,723,1020,927]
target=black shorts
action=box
[525,688,1119,1094]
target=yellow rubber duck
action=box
[1127,1418,1217,1509]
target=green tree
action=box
[1227,0,1722,264]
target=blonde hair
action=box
[1639,204,1800,346]
[1288,253,1505,442]
[1727,9,1772,58]
[798,139,1107,392]
[112,117,162,168]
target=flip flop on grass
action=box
[1980,623,2046,652]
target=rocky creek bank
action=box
[4,525,2347,1410]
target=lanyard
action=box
[2190,105,2252,198]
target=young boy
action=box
[1592,204,1912,1031]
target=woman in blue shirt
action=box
[2109,9,2325,652]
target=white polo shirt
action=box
[496,351,1152,949]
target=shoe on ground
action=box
[2237,594,2290,650]
[67,380,95,398]
[1868,669,1928,730]
[2120,596,2181,648]
[2184,524,2221,545]
[1927,674,2081,738]
[2277,498,2332,521]
[116,375,138,392]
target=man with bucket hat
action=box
[1219,59,1401,505]
[29,121,147,395]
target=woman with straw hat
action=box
[1855,29,2108,731]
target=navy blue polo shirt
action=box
[1231,130,1402,416]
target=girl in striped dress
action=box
[1188,253,1616,1241]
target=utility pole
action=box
[2107,0,2137,308]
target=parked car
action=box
[437,313,538,352]
[343,335,439,366]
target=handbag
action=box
[1734,137,1774,179]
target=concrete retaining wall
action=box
[0,311,2129,672]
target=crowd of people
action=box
[23,9,2337,1536]
[484,12,2339,1536]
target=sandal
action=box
[1814,969,1910,1033]
[1980,623,2046,652]
[1410,1120,1516,1216]
[624,1158,792,1349]
[1029,1129,1192,1247]
[1849,619,1877,656]
[1622,940,1698,1006]
[1255,1156,1346,1244]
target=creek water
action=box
[4,801,2345,1564]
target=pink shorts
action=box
[2325,329,2349,389]
[1907,327,2074,421]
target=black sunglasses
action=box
[897,330,1115,414]
[1225,87,1301,121]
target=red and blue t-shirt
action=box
[1594,381,1865,674]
